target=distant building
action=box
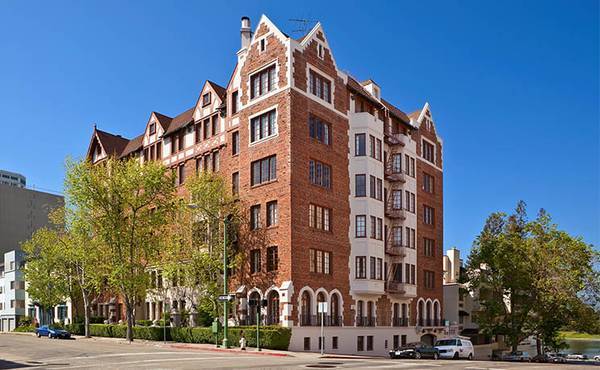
[443,248,486,343]
[0,183,64,255]
[0,170,26,188]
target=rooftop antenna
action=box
[288,18,318,35]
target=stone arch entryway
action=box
[420,333,436,346]
[266,290,280,325]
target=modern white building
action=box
[0,250,26,331]
[0,170,26,188]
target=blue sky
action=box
[1,0,598,253]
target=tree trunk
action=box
[125,297,134,342]
[82,294,90,338]
[536,335,542,356]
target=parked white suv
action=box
[435,338,474,360]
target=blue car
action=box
[35,325,71,339]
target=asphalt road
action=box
[0,333,596,369]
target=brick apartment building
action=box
[86,15,444,355]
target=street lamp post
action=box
[222,215,230,349]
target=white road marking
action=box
[63,356,234,369]
[40,351,220,362]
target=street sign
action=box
[318,302,328,313]
[218,294,235,302]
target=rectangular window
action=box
[212,150,220,172]
[250,249,261,274]
[309,115,331,145]
[250,205,261,230]
[251,155,277,186]
[376,139,382,161]
[370,216,377,239]
[355,134,366,156]
[424,238,435,256]
[309,204,331,231]
[355,256,366,279]
[376,178,382,201]
[202,92,211,106]
[355,215,366,238]
[232,172,239,196]
[377,218,383,240]
[424,270,435,289]
[203,119,210,140]
[367,336,374,351]
[370,257,376,279]
[405,263,411,284]
[232,131,240,156]
[423,172,434,193]
[424,205,435,225]
[231,90,239,115]
[369,175,376,199]
[310,249,331,274]
[212,115,219,135]
[195,122,202,143]
[171,135,178,154]
[392,190,402,209]
[411,264,416,284]
[178,131,184,151]
[357,336,364,352]
[410,157,416,177]
[369,135,376,158]
[250,109,277,143]
[309,69,332,103]
[304,337,311,351]
[332,336,338,350]
[267,246,278,272]
[392,153,402,173]
[309,159,331,188]
[250,64,276,99]
[149,123,156,135]
[266,201,278,227]
[156,142,162,159]
[377,258,383,280]
[423,140,435,163]
[355,174,366,197]
[392,227,402,247]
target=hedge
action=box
[171,326,291,350]
[59,324,291,350]
[13,325,35,333]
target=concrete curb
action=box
[170,344,293,357]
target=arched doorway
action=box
[248,291,261,325]
[330,293,340,326]
[267,290,280,325]
[300,291,312,326]
[421,333,436,346]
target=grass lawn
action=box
[560,331,600,340]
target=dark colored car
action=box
[389,342,440,360]
[35,325,71,339]
[531,353,567,363]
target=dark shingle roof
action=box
[207,81,227,101]
[347,76,383,107]
[381,98,410,124]
[119,134,144,157]
[95,129,129,157]
[163,107,195,136]
[153,112,173,131]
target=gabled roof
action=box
[347,76,383,107]
[408,110,421,121]
[163,107,195,136]
[152,111,173,131]
[381,98,410,124]
[207,80,227,101]
[94,129,130,157]
[119,134,144,158]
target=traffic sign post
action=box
[318,302,328,355]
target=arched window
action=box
[267,290,280,325]
[433,301,440,325]
[401,303,408,323]
[426,301,432,326]
[301,291,312,326]
[367,301,374,326]
[393,303,399,326]
[316,292,326,325]
[418,300,424,326]
[331,293,340,326]
[248,291,261,325]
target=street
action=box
[0,333,597,369]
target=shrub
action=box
[171,326,291,350]
[18,317,33,327]
[136,319,153,327]
[13,325,35,333]
[66,323,84,335]
[133,326,171,341]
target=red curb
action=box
[170,344,292,357]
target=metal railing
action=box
[385,202,407,219]
[417,318,445,327]
[299,314,343,327]
[384,130,408,146]
[392,317,409,327]
[356,316,376,327]
[384,160,407,182]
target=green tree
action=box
[160,171,239,321]
[466,201,599,354]
[66,158,177,341]
[22,213,72,323]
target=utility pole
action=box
[222,216,230,349]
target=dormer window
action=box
[202,92,211,107]
[250,64,276,99]
[149,123,156,135]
